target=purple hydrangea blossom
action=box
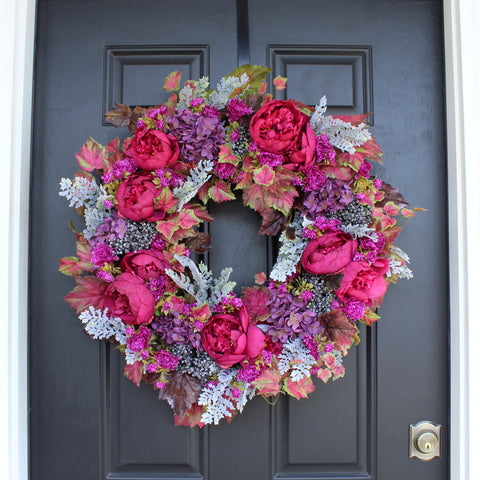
[303,178,354,219]
[265,289,321,342]
[151,313,202,349]
[169,108,225,164]
[88,211,127,248]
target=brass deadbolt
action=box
[409,421,441,461]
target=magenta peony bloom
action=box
[336,258,390,307]
[102,272,155,325]
[201,306,265,369]
[116,173,165,222]
[125,128,180,171]
[301,231,358,275]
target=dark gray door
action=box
[30,1,448,479]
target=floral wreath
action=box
[59,65,419,427]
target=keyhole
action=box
[424,442,432,451]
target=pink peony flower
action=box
[201,306,265,369]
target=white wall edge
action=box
[444,0,480,479]
[2,0,477,479]
[2,0,36,479]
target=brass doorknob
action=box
[409,421,441,461]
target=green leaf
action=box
[163,70,182,92]
[75,137,107,172]
[226,64,272,97]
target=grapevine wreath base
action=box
[59,65,419,427]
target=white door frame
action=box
[1,1,478,479]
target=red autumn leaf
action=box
[129,106,147,132]
[376,182,410,209]
[218,144,240,166]
[317,368,332,384]
[106,137,119,153]
[185,232,212,254]
[104,103,131,128]
[165,93,178,116]
[401,208,415,218]
[254,165,275,186]
[156,218,179,242]
[208,180,236,203]
[245,93,266,112]
[241,286,270,323]
[273,75,287,90]
[384,202,400,216]
[318,310,359,355]
[361,308,380,327]
[254,271,267,285]
[333,113,371,126]
[63,275,108,314]
[252,368,281,396]
[163,70,182,92]
[174,402,206,428]
[258,208,287,236]
[242,183,269,214]
[124,361,143,387]
[75,137,107,172]
[75,234,93,265]
[59,256,87,276]
[321,163,355,181]
[283,376,315,400]
[158,372,203,417]
[154,187,179,213]
[332,365,346,380]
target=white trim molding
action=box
[444,1,480,479]
[1,1,478,479]
[1,0,35,478]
